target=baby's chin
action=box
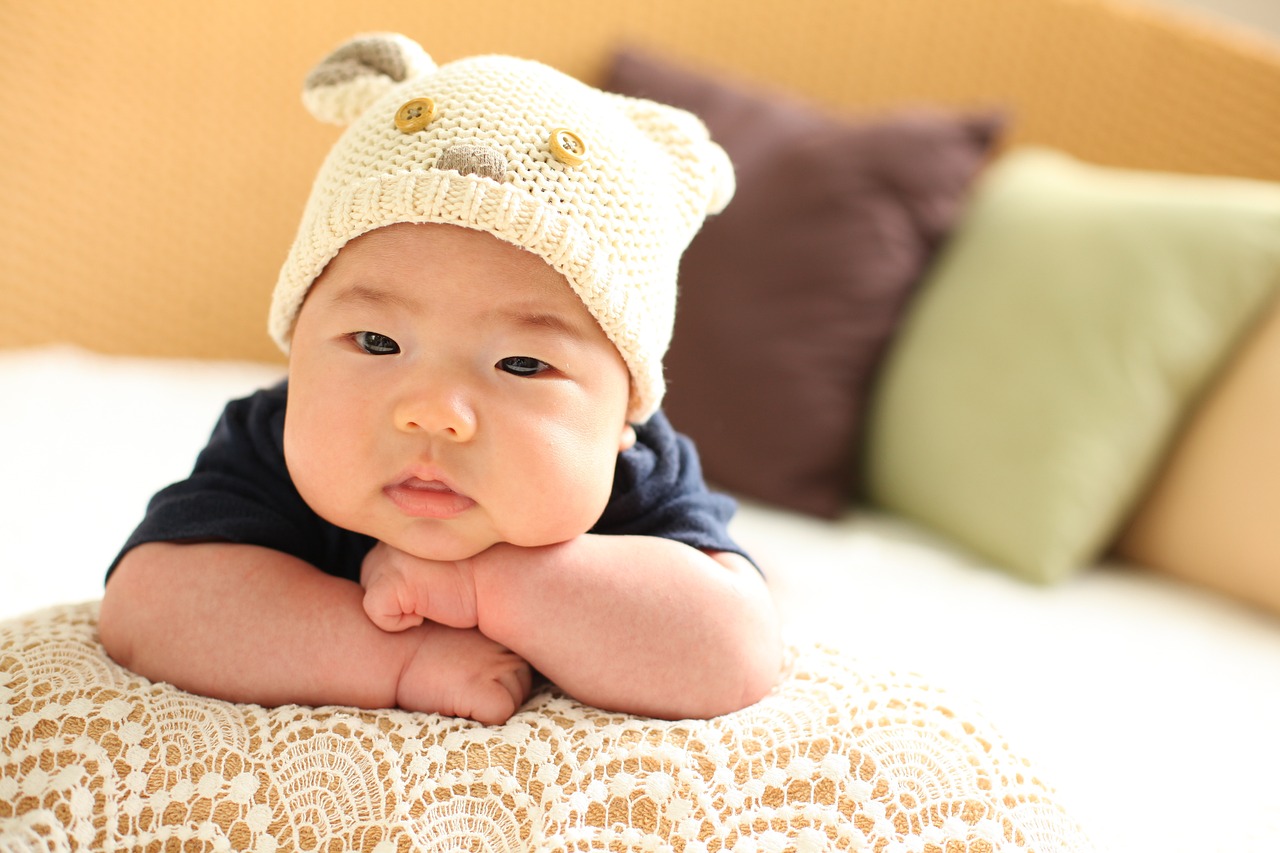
[340,514,499,564]
[379,534,498,565]
[394,532,587,565]
[367,513,597,564]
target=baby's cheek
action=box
[284,414,354,525]
[288,458,339,525]
[553,455,619,539]
[494,465,602,549]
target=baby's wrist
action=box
[393,621,441,711]
[462,546,499,610]
[466,542,533,632]
[468,539,549,580]
[467,538,585,632]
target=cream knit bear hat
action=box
[269,33,735,423]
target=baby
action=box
[98,34,781,725]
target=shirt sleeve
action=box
[105,382,374,583]
[591,410,755,569]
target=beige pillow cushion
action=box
[0,603,1097,851]
[1117,296,1280,611]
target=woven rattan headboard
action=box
[3,0,1278,362]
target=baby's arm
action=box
[361,535,781,719]
[99,542,531,724]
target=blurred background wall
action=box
[1156,0,1280,36]
[1,0,1276,365]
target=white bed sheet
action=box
[3,345,1278,852]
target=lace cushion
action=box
[0,603,1095,851]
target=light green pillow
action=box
[865,148,1280,583]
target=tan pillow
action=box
[1,603,1096,850]
[1118,296,1280,612]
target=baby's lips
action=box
[399,476,454,493]
[389,465,467,496]
[384,474,475,518]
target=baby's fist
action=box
[397,626,532,725]
[360,541,478,632]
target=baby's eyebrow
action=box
[324,283,418,312]
[325,282,594,340]
[501,308,588,340]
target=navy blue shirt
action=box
[109,382,749,581]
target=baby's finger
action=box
[496,657,533,708]
[384,612,426,631]
[362,584,423,632]
[468,682,519,726]
[514,659,534,699]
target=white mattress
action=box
[3,345,1278,852]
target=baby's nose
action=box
[395,390,477,442]
[436,143,508,182]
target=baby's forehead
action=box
[333,223,560,283]
[344,221,541,261]
[319,222,585,314]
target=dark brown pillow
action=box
[606,47,1004,518]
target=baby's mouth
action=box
[384,477,476,519]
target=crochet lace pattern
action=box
[0,603,1096,851]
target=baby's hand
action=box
[397,624,533,725]
[360,542,478,632]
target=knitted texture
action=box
[271,34,735,422]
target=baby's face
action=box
[284,222,635,562]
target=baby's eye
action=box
[352,331,400,355]
[497,356,551,377]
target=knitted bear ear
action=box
[302,33,435,126]
[619,97,736,216]
[701,138,736,215]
